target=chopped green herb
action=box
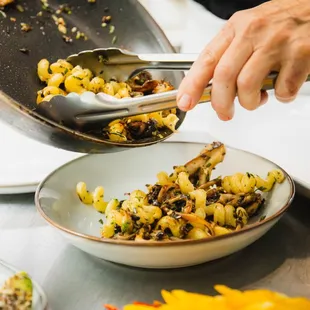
[0,10,6,19]
[111,35,117,44]
[109,25,115,34]
[16,4,24,12]
[98,55,105,63]
[122,222,130,233]
[99,219,103,224]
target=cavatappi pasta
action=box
[76,142,285,241]
[36,58,179,142]
[104,285,310,310]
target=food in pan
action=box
[36,58,179,142]
[76,142,285,241]
[0,271,33,309]
[0,0,14,7]
[103,285,310,310]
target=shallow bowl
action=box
[35,142,295,269]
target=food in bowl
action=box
[0,271,33,309]
[36,58,179,142]
[103,285,310,310]
[76,142,285,241]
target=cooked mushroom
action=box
[153,81,174,93]
[126,119,157,139]
[157,184,178,204]
[198,176,222,190]
[146,184,162,206]
[184,142,226,186]
[126,71,159,93]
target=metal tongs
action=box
[36,48,306,129]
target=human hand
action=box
[177,0,310,120]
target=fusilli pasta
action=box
[76,142,286,241]
[36,58,179,142]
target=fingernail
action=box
[275,95,296,103]
[177,94,192,111]
[217,113,232,121]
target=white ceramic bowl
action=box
[35,142,294,269]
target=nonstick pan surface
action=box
[0,0,185,153]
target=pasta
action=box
[104,285,310,310]
[76,142,285,241]
[36,58,179,142]
[222,171,285,194]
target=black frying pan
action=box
[0,0,186,153]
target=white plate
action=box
[196,94,310,197]
[36,141,294,269]
[0,259,47,310]
[0,121,82,194]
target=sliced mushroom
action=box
[198,176,222,190]
[184,142,226,186]
[126,119,157,139]
[157,184,178,204]
[153,81,174,93]
[126,71,159,93]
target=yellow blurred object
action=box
[104,285,310,310]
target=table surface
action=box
[0,192,309,310]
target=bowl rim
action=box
[35,141,295,247]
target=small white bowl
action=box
[0,260,47,310]
[35,142,294,269]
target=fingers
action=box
[275,60,310,103]
[236,51,274,111]
[177,24,235,112]
[211,37,253,121]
